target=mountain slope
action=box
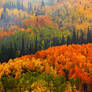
[0,43,92,92]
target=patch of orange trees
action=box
[0,43,92,87]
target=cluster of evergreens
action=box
[0,26,70,62]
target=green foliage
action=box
[0,26,71,62]
[53,76,66,92]
[0,72,70,92]
[18,72,37,91]
[75,78,81,90]
[1,77,19,92]
[0,23,90,62]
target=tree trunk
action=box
[82,83,88,92]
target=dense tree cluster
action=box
[0,22,91,62]
[0,0,92,31]
[0,24,71,62]
[0,0,91,92]
[0,43,91,92]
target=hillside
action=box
[0,1,92,92]
[0,44,92,92]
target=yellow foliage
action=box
[31,80,51,92]
[0,8,3,18]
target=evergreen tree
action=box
[61,35,65,44]
[67,35,71,45]
[72,29,77,44]
[87,27,92,43]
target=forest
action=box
[0,0,92,92]
[0,16,91,62]
[0,44,92,92]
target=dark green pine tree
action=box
[21,35,25,56]
[72,29,77,44]
[67,35,71,45]
[61,35,65,44]
[87,27,92,43]
[35,35,38,52]
[81,31,85,44]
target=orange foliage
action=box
[0,43,92,85]
[23,15,58,28]
[35,43,92,84]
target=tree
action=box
[61,35,65,44]
[1,77,18,92]
[72,29,77,44]
[67,35,71,45]
[87,27,92,43]
[53,76,66,92]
